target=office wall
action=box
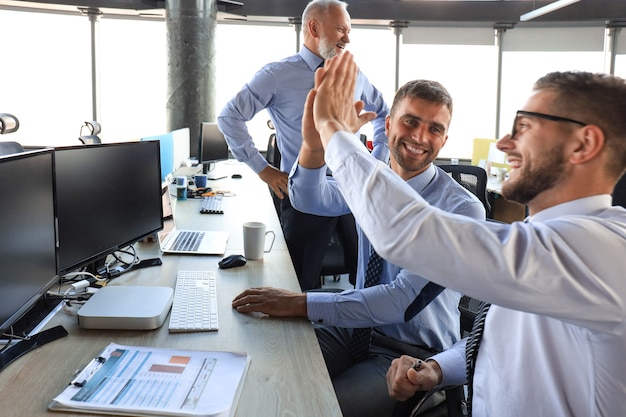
[2,9,625,159]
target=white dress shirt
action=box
[323,130,626,417]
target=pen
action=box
[410,360,422,371]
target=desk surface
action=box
[0,161,342,417]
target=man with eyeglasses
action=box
[306,51,626,416]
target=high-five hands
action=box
[303,52,377,153]
[386,355,443,401]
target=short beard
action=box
[390,139,433,174]
[502,144,566,205]
[319,36,338,60]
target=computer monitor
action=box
[199,122,229,173]
[54,141,163,276]
[142,127,191,181]
[0,149,58,335]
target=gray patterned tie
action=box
[349,247,383,361]
[465,302,491,416]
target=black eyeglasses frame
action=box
[511,110,587,138]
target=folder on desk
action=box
[158,187,229,255]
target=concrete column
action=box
[166,0,217,159]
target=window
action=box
[215,23,295,151]
[1,10,90,147]
[400,27,498,159]
[500,27,606,137]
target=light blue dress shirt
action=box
[323,130,626,417]
[217,46,389,175]
[289,162,486,351]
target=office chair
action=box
[0,113,19,135]
[319,213,358,287]
[79,120,102,145]
[613,173,626,208]
[265,130,282,216]
[0,141,24,156]
[438,164,491,217]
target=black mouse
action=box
[231,174,242,179]
[218,254,247,269]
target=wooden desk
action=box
[0,161,342,417]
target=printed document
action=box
[49,343,250,417]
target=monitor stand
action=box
[6,294,65,338]
[0,294,68,373]
[0,325,68,373]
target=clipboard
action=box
[49,342,251,417]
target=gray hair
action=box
[302,0,348,36]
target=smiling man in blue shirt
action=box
[218,0,389,291]
[232,79,485,416]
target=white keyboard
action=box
[199,195,224,214]
[169,270,219,332]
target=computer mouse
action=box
[218,254,247,269]
[231,174,242,179]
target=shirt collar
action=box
[299,45,324,71]
[405,164,437,193]
[528,195,613,223]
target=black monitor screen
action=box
[55,141,163,275]
[199,122,229,166]
[0,149,58,334]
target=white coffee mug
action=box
[243,222,275,260]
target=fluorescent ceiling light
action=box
[519,0,581,22]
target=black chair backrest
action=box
[0,141,24,156]
[266,133,281,169]
[613,174,626,208]
[438,164,490,214]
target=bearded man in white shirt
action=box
[307,51,626,416]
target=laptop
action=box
[158,186,229,255]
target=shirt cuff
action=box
[428,339,467,386]
[325,131,366,172]
[290,162,328,186]
[306,292,338,324]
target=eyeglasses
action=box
[511,110,587,138]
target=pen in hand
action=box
[410,360,422,371]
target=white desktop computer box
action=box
[77,286,173,330]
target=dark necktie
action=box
[465,302,491,417]
[349,246,383,361]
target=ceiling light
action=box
[520,0,581,22]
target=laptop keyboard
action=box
[200,195,224,214]
[169,270,219,332]
[171,230,204,252]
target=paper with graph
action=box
[49,343,250,417]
